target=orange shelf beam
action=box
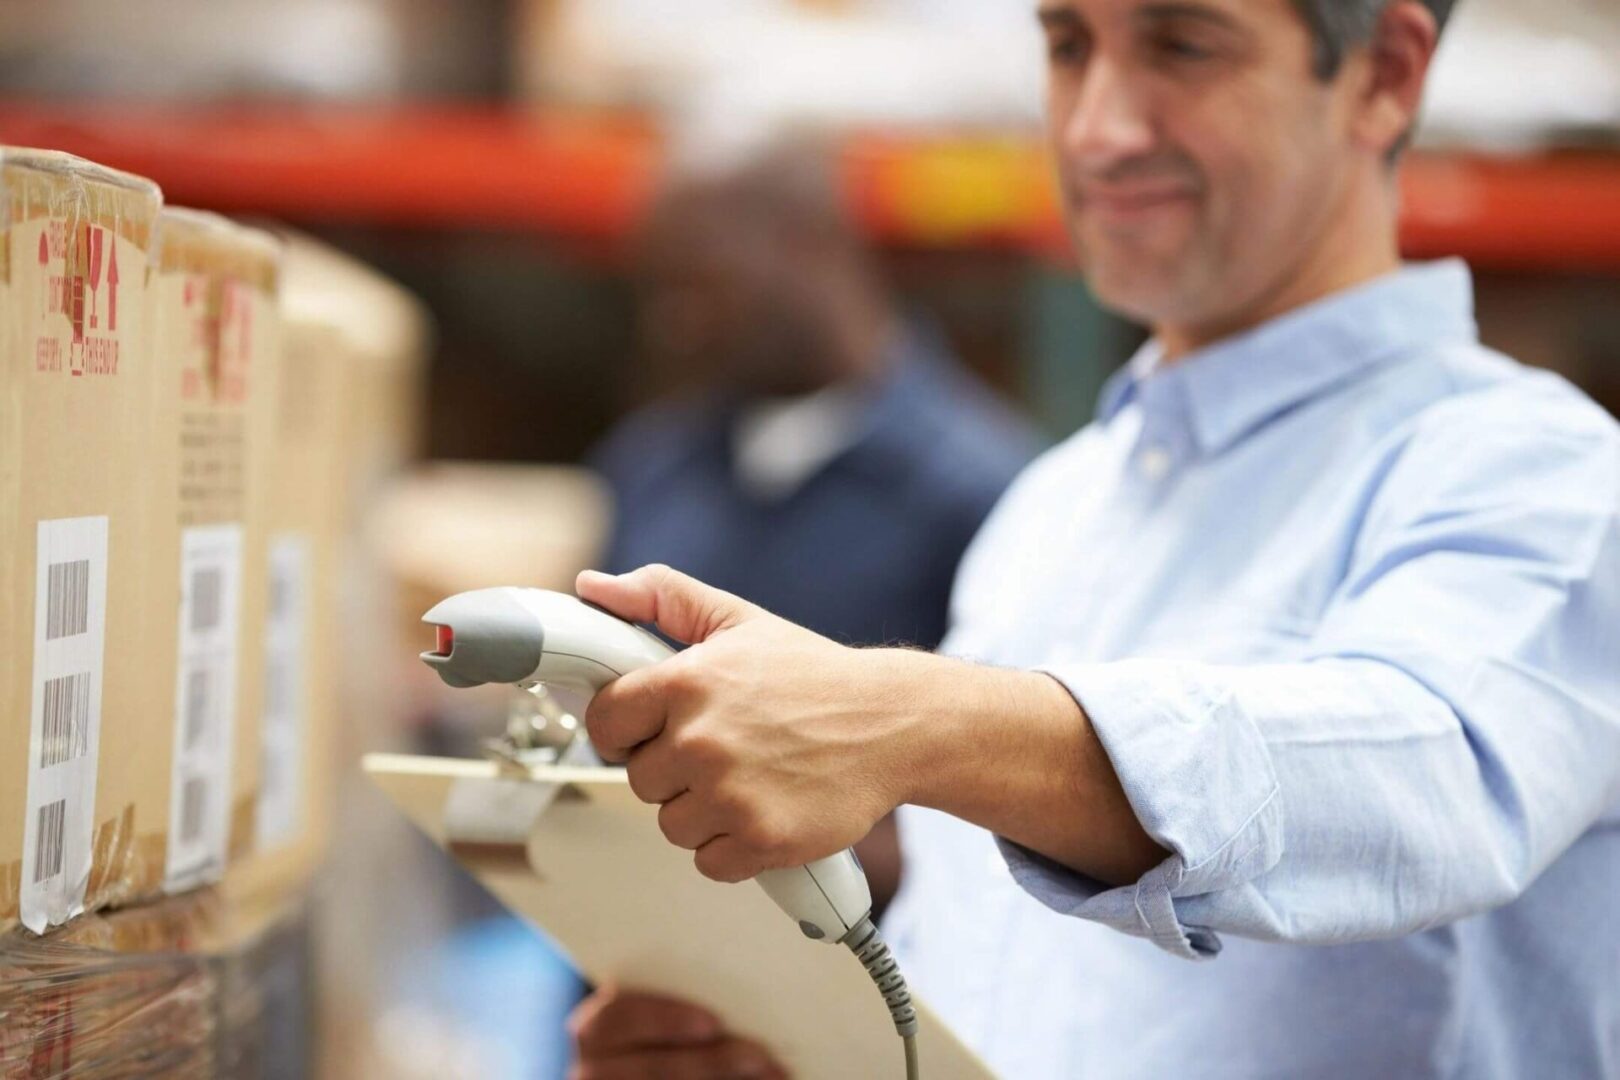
[1,102,1617,272]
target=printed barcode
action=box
[190,567,223,632]
[260,754,282,803]
[184,667,211,749]
[33,800,66,884]
[264,656,290,719]
[46,560,90,639]
[269,568,289,621]
[179,777,209,845]
[40,672,91,768]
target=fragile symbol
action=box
[106,233,119,332]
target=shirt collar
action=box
[1097,259,1479,455]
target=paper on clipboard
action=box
[363,754,996,1080]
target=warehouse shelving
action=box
[2,102,1617,271]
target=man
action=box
[566,0,1620,1076]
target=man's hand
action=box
[578,563,1167,888]
[567,986,788,1080]
[576,564,924,883]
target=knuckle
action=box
[659,658,704,702]
[737,815,781,854]
[669,725,722,770]
[708,781,751,823]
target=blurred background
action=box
[0,0,1615,1077]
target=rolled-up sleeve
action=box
[1000,410,1620,960]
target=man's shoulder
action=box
[1396,343,1620,459]
[1359,344,1620,542]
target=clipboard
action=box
[363,753,996,1080]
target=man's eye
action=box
[1152,34,1214,62]
[1046,33,1089,65]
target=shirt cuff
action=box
[994,659,1287,959]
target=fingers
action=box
[577,564,759,646]
[585,669,670,763]
[624,733,687,805]
[568,986,722,1057]
[694,835,759,884]
[569,1038,786,1080]
[656,791,725,851]
[568,987,787,1080]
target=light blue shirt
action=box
[885,261,1620,1079]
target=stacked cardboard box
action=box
[222,289,351,914]
[0,149,169,936]
[148,208,284,900]
[2,148,430,1079]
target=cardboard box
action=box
[276,233,428,763]
[148,208,282,896]
[227,234,426,912]
[222,314,348,912]
[277,232,428,500]
[0,148,167,935]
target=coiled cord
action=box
[844,915,921,1080]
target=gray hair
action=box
[1293,0,1458,78]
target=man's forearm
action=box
[877,650,1167,886]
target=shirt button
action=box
[1139,444,1172,480]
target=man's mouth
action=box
[1077,184,1199,222]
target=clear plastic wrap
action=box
[0,888,312,1080]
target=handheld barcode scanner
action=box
[421,587,922,1078]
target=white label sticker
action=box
[257,533,310,849]
[21,517,109,933]
[164,523,243,892]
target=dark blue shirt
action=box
[590,330,1041,648]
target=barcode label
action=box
[23,517,108,933]
[190,567,223,632]
[183,667,211,749]
[264,656,290,721]
[32,801,67,884]
[166,524,243,891]
[179,777,209,845]
[46,560,89,639]
[40,672,91,768]
[258,534,311,849]
[269,565,290,622]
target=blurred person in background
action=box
[565,0,1620,1078]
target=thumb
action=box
[576,564,761,645]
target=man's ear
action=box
[1354,0,1441,160]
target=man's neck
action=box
[1157,174,1403,363]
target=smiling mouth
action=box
[1080,187,1198,218]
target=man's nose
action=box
[1060,59,1156,170]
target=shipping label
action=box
[257,533,310,849]
[21,517,109,933]
[163,524,243,892]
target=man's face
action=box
[637,186,833,398]
[1039,0,1364,332]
